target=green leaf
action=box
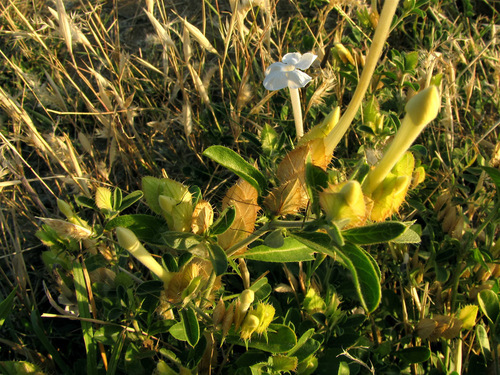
[291,233,381,313]
[180,306,200,347]
[404,51,419,72]
[288,329,321,362]
[395,347,431,363]
[250,277,272,301]
[136,280,164,296]
[264,229,285,248]
[119,190,144,211]
[243,237,315,262]
[478,289,500,324]
[203,146,266,195]
[161,231,202,250]
[95,187,113,211]
[106,330,126,375]
[207,243,228,276]
[391,228,421,244]
[73,260,97,375]
[0,287,17,329]
[476,324,491,360]
[210,206,236,235]
[482,166,500,190]
[289,232,337,258]
[94,325,126,346]
[106,214,168,244]
[0,361,45,375]
[305,156,329,216]
[30,311,71,373]
[76,195,98,210]
[113,187,123,211]
[169,322,188,341]
[229,324,297,353]
[337,243,381,312]
[261,124,279,154]
[342,222,406,245]
[270,355,298,372]
[142,176,164,214]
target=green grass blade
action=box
[73,259,98,375]
[30,310,71,374]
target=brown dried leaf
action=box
[263,179,306,217]
[277,138,329,184]
[218,179,260,252]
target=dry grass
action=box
[0,0,499,371]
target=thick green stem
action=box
[325,0,399,155]
[289,87,303,139]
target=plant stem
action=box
[324,0,399,156]
[289,87,304,139]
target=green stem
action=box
[188,301,212,323]
[325,0,399,156]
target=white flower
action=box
[263,52,317,91]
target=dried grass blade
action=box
[144,9,174,47]
[178,16,218,55]
[55,0,73,55]
[187,65,210,104]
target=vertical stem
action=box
[325,0,399,155]
[289,87,304,139]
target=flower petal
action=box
[286,70,312,89]
[282,52,302,66]
[265,62,287,76]
[263,71,289,90]
[294,52,317,70]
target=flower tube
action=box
[363,85,440,196]
[324,0,399,155]
[116,227,171,284]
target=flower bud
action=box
[191,200,214,235]
[319,180,366,228]
[239,289,255,311]
[297,107,340,147]
[157,179,194,232]
[253,303,275,334]
[369,175,411,222]
[405,85,441,128]
[234,289,255,330]
[222,302,235,339]
[334,43,355,65]
[239,313,260,340]
[57,199,74,219]
[213,298,226,326]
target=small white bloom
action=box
[263,52,317,91]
